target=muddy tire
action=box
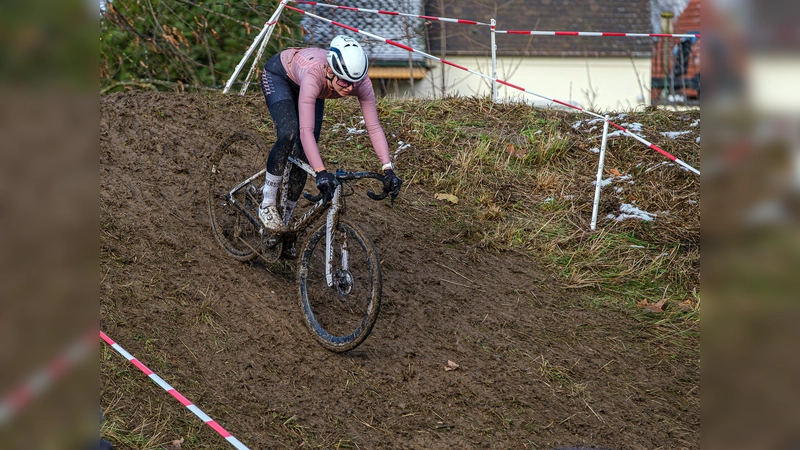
[207,131,267,261]
[298,217,382,352]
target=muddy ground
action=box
[100,90,699,449]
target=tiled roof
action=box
[299,0,427,64]
[674,0,701,35]
[425,0,653,57]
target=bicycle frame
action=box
[225,152,384,287]
[220,167,265,232]
[282,156,344,288]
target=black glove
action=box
[383,169,403,200]
[315,170,336,202]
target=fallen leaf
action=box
[636,298,667,313]
[505,143,527,159]
[678,299,696,311]
[608,168,623,177]
[444,360,460,371]
[434,193,459,204]
[171,437,184,450]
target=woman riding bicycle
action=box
[257,35,403,258]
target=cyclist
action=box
[258,35,403,258]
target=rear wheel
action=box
[208,131,267,261]
[298,217,382,352]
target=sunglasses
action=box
[334,77,355,89]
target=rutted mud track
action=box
[101,91,699,449]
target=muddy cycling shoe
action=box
[280,239,298,260]
[257,205,286,233]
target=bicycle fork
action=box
[325,186,350,293]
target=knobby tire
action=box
[298,217,382,352]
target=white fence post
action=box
[491,18,497,102]
[591,115,611,231]
[223,0,288,94]
[238,20,280,96]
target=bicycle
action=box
[207,130,395,352]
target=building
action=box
[422,0,653,111]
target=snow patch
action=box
[593,177,614,188]
[573,118,604,130]
[607,122,643,138]
[394,141,412,158]
[616,174,633,182]
[607,203,656,222]
[660,130,692,139]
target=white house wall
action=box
[748,55,800,115]
[377,56,653,113]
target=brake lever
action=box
[366,189,389,200]
[366,172,389,201]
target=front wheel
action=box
[298,218,382,352]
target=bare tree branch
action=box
[174,0,262,32]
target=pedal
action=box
[260,236,282,263]
[264,235,281,249]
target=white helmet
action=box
[326,35,369,83]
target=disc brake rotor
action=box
[335,269,354,297]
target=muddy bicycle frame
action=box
[221,155,387,287]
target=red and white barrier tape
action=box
[497,30,699,39]
[286,5,700,176]
[0,329,96,426]
[293,0,488,25]
[100,331,250,450]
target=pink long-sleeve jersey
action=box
[279,48,391,172]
